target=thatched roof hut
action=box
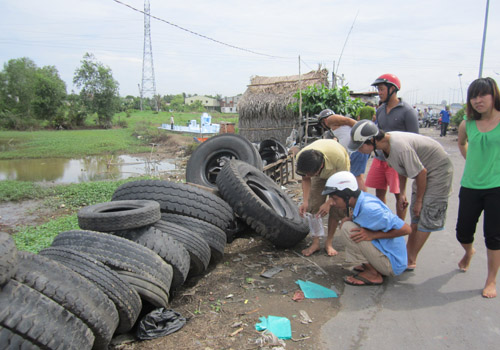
[238,69,329,144]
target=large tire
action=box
[77,200,160,232]
[161,213,226,263]
[113,226,190,291]
[216,160,309,248]
[112,180,234,231]
[13,252,118,350]
[117,271,169,308]
[153,220,211,276]
[50,230,173,302]
[186,133,263,189]
[39,247,141,334]
[0,279,94,350]
[0,232,17,287]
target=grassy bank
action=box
[0,110,239,160]
[5,178,143,253]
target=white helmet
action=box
[348,120,379,152]
[322,171,360,210]
[322,171,358,195]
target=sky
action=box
[1,0,499,105]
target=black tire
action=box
[112,180,234,231]
[77,200,160,232]
[113,226,190,291]
[216,160,309,248]
[0,232,17,287]
[258,139,288,166]
[0,279,94,350]
[13,252,118,350]
[185,133,263,189]
[161,213,226,263]
[117,271,169,308]
[39,247,141,334]
[153,220,211,276]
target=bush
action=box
[451,107,465,127]
[132,120,170,144]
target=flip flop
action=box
[352,263,366,273]
[405,265,416,272]
[344,274,383,286]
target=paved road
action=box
[320,127,500,350]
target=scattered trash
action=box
[231,321,243,328]
[295,280,338,298]
[136,308,186,340]
[299,310,312,324]
[255,315,292,340]
[225,294,234,299]
[260,266,284,278]
[292,290,305,302]
[255,330,286,348]
[230,327,243,337]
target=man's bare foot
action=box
[458,248,476,271]
[302,242,320,257]
[325,245,338,256]
[482,281,497,298]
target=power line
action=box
[112,0,291,59]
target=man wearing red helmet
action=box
[366,74,419,220]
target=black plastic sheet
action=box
[136,308,186,340]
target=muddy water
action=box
[0,155,177,183]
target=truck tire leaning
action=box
[0,232,17,287]
[13,252,118,350]
[216,160,309,248]
[0,279,94,350]
[77,200,161,232]
[186,133,263,189]
[39,247,141,334]
[161,213,226,264]
[112,180,234,231]
[153,220,211,276]
[113,226,190,291]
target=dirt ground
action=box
[1,133,354,350]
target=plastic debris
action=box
[299,310,312,324]
[292,290,305,302]
[255,330,286,348]
[295,280,338,298]
[255,315,292,340]
[260,266,284,278]
[136,308,186,340]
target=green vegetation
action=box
[10,178,142,253]
[289,85,365,118]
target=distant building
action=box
[185,95,220,112]
[220,95,241,113]
[349,91,379,105]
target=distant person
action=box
[317,109,370,191]
[439,106,451,137]
[349,120,453,271]
[456,77,500,298]
[320,171,411,286]
[366,74,419,220]
[358,102,376,122]
[170,114,175,130]
[296,139,350,257]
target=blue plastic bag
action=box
[255,315,292,340]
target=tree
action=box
[32,65,67,122]
[73,53,119,128]
[0,57,38,117]
[290,84,364,118]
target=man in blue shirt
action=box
[439,106,451,137]
[318,171,412,286]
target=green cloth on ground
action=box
[255,315,292,340]
[296,280,338,298]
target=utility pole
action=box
[478,0,490,78]
[140,0,158,111]
[458,73,464,104]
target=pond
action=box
[0,155,178,184]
